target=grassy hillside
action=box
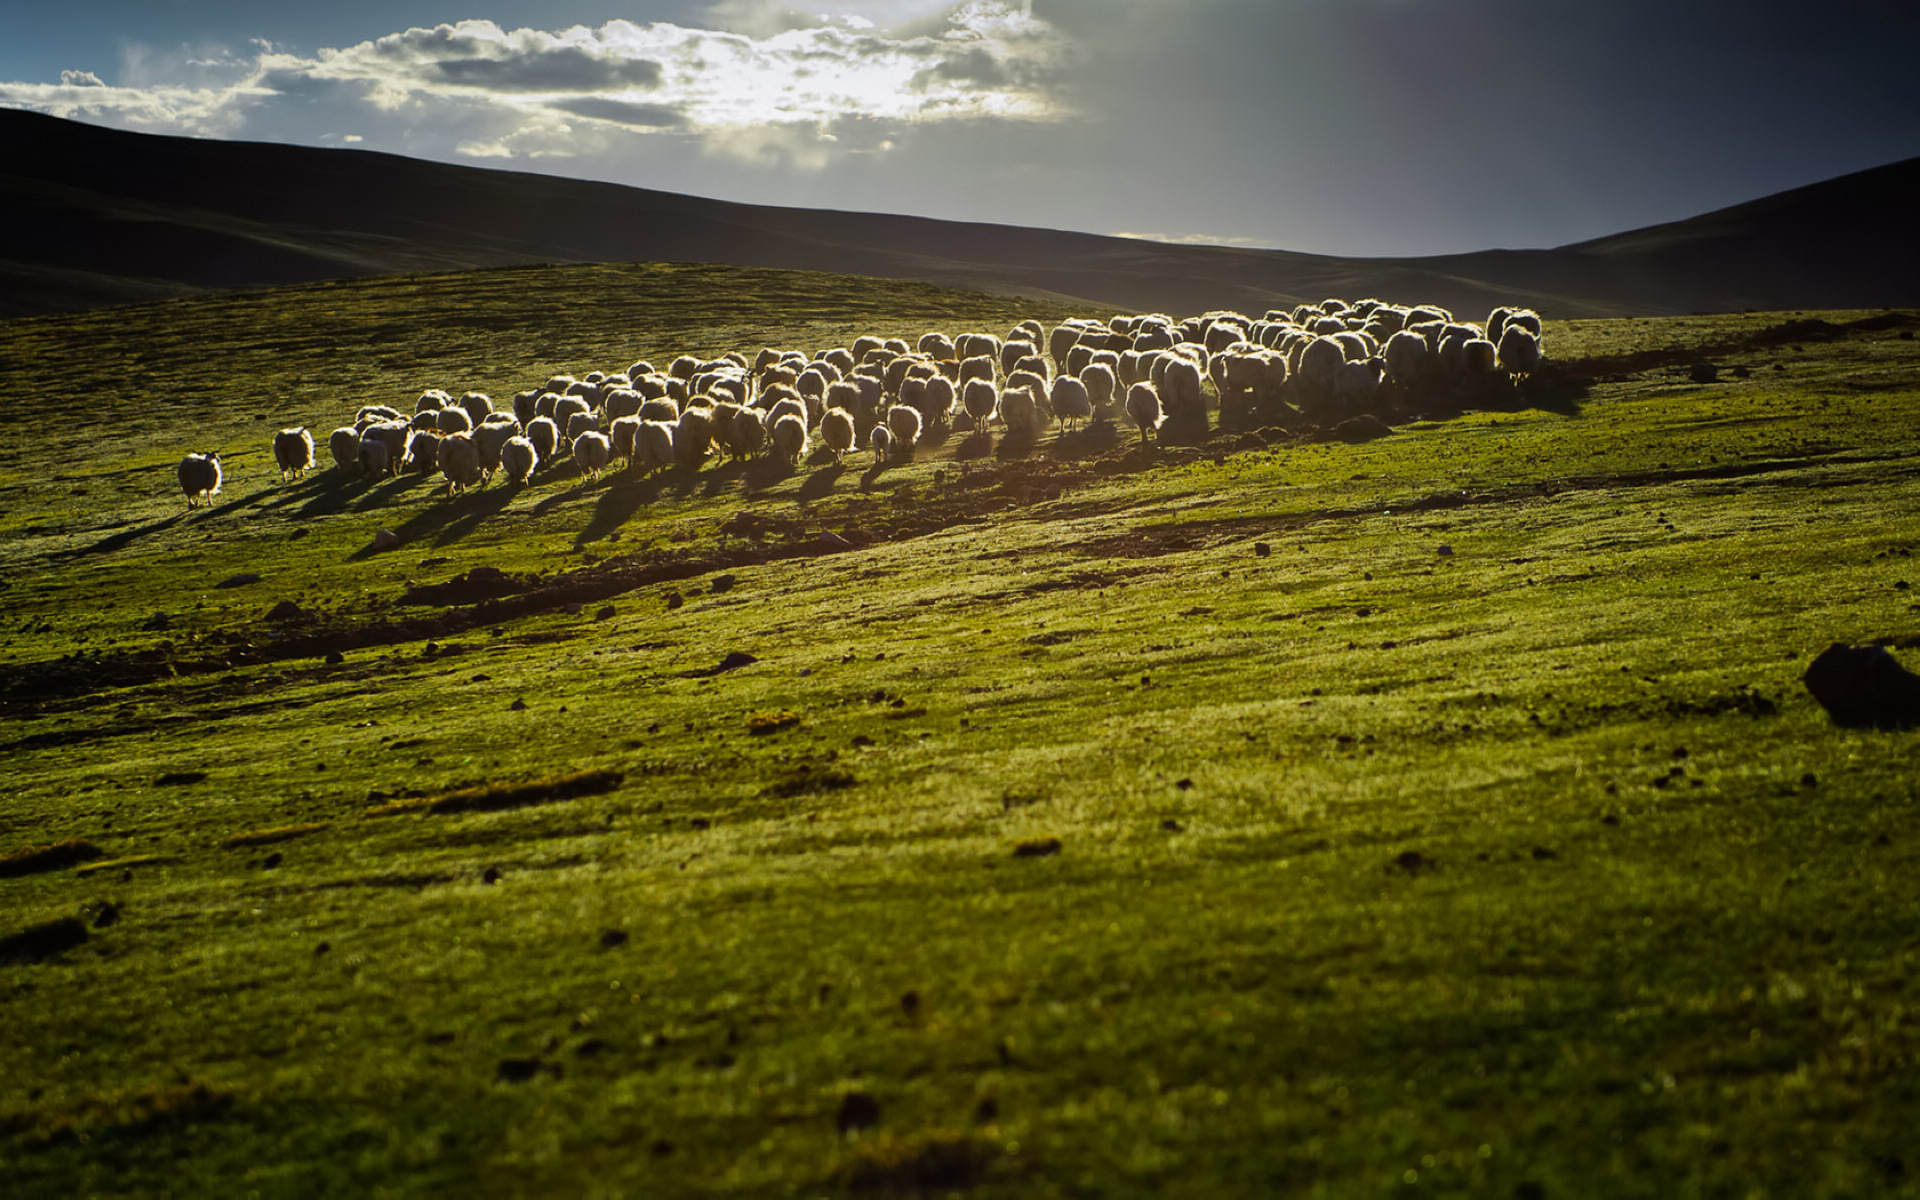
[7,109,1919,321]
[2,264,1919,1197]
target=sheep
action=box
[634,420,677,474]
[566,410,601,446]
[364,421,410,474]
[552,396,591,439]
[438,432,483,492]
[1082,362,1117,412]
[729,407,767,461]
[458,392,493,428]
[825,380,868,425]
[408,411,439,433]
[177,452,222,507]
[357,404,403,425]
[473,419,519,481]
[918,332,957,361]
[674,408,714,470]
[500,435,538,484]
[956,333,1001,362]
[771,412,810,467]
[1159,357,1206,425]
[512,390,540,425]
[357,435,391,478]
[1462,338,1499,375]
[958,355,996,389]
[885,404,922,459]
[668,355,700,381]
[1050,375,1093,431]
[796,368,829,402]
[436,406,473,436]
[998,385,1045,439]
[962,378,998,431]
[328,427,359,473]
[639,398,680,425]
[1333,358,1385,408]
[920,376,957,426]
[851,336,884,361]
[820,407,856,462]
[404,429,444,475]
[1125,383,1165,445]
[415,390,449,414]
[1384,330,1430,385]
[272,427,314,480]
[605,389,645,422]
[869,423,894,462]
[1497,325,1543,378]
[572,431,612,481]
[1001,340,1039,376]
[525,416,560,465]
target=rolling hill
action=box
[3,107,1918,321]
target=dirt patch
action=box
[0,839,105,878]
[368,768,626,817]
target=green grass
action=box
[2,265,1919,1197]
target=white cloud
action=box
[1111,231,1273,249]
[0,5,1071,167]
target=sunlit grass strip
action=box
[217,822,332,849]
[366,769,626,817]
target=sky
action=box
[3,0,1918,258]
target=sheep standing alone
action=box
[178,452,222,507]
[273,427,314,480]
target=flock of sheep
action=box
[176,298,1546,505]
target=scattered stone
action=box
[1013,837,1062,858]
[509,699,527,712]
[1802,773,1818,788]
[1688,361,1720,384]
[140,612,172,632]
[710,574,738,594]
[600,929,629,949]
[266,600,304,622]
[214,573,262,589]
[483,867,502,885]
[1436,544,1455,557]
[576,1038,613,1058]
[836,1091,882,1134]
[1175,778,1194,791]
[1530,846,1558,861]
[1392,850,1435,874]
[262,852,283,870]
[1161,819,1184,833]
[371,530,400,552]
[496,1058,544,1084]
[1333,413,1393,443]
[900,990,921,1016]
[314,942,331,955]
[1802,642,1920,727]
[974,1096,1000,1123]
[665,592,685,611]
[324,651,345,665]
[1253,542,1272,558]
[155,771,208,786]
[595,605,616,620]
[850,735,875,748]
[88,901,120,929]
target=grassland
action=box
[2,264,1918,1198]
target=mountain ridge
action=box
[3,108,1917,320]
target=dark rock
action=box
[1392,850,1435,874]
[140,611,172,631]
[496,1058,543,1083]
[1802,643,1920,727]
[600,929,629,949]
[214,573,262,589]
[900,990,921,1016]
[1688,361,1720,384]
[665,592,685,611]
[324,651,345,665]
[1013,837,1062,858]
[1333,414,1393,443]
[1253,542,1272,558]
[836,1091,882,1133]
[509,699,527,711]
[89,901,120,929]
[1161,819,1184,833]
[710,574,737,594]
[262,852,282,870]
[482,867,501,885]
[1530,846,1557,861]
[595,606,616,620]
[266,600,304,621]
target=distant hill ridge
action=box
[2,108,1917,320]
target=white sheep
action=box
[1050,375,1093,431]
[572,431,612,481]
[772,412,810,467]
[1497,325,1542,378]
[474,419,519,480]
[869,423,894,463]
[1384,330,1430,384]
[635,420,677,474]
[403,429,444,475]
[435,406,473,436]
[458,392,493,428]
[885,404,922,459]
[918,332,957,361]
[273,427,314,480]
[962,378,998,431]
[439,432,483,492]
[364,421,410,474]
[729,407,767,460]
[524,416,560,466]
[357,435,391,478]
[1462,339,1499,375]
[178,452,222,507]
[998,385,1045,439]
[1159,357,1206,424]
[674,408,714,470]
[328,427,359,473]
[820,408,856,462]
[415,390,449,414]
[1125,383,1164,445]
[501,435,538,484]
[1082,363,1117,412]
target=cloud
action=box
[1111,232,1272,249]
[0,5,1071,166]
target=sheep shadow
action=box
[994,431,1041,461]
[348,473,435,512]
[1048,422,1122,459]
[345,482,517,558]
[743,456,799,492]
[575,474,668,545]
[796,462,847,501]
[951,432,996,462]
[62,512,188,560]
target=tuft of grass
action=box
[367,769,625,817]
[216,822,332,849]
[0,839,104,878]
[746,709,802,735]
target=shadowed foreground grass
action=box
[2,266,1918,1197]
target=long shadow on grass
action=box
[575,473,668,545]
[796,462,846,500]
[345,483,519,558]
[61,512,187,559]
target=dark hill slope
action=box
[3,109,1917,320]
